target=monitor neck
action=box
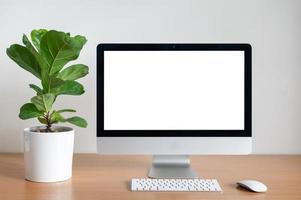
[148,155,198,178]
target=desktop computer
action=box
[96,44,252,181]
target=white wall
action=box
[0,0,300,154]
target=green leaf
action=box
[22,34,51,91]
[19,103,43,120]
[51,80,84,96]
[31,93,55,112]
[50,111,65,123]
[22,34,42,58]
[6,44,41,79]
[22,34,38,53]
[29,84,43,95]
[40,30,87,76]
[57,64,89,81]
[49,77,65,89]
[65,116,87,128]
[38,117,48,124]
[23,34,49,72]
[57,109,76,113]
[31,29,48,52]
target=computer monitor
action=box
[97,44,252,178]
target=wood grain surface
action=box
[0,154,300,200]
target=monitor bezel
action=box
[97,44,252,137]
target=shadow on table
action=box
[124,180,131,191]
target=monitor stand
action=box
[148,155,198,178]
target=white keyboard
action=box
[131,178,222,192]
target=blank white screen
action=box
[104,51,244,130]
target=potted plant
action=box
[6,29,89,182]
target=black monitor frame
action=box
[97,44,251,137]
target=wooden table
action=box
[0,154,300,200]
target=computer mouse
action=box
[237,180,267,192]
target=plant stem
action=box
[45,112,52,132]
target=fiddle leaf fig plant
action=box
[7,29,88,132]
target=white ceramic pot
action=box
[24,126,74,182]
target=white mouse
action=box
[237,180,267,192]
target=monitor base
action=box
[148,155,198,178]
